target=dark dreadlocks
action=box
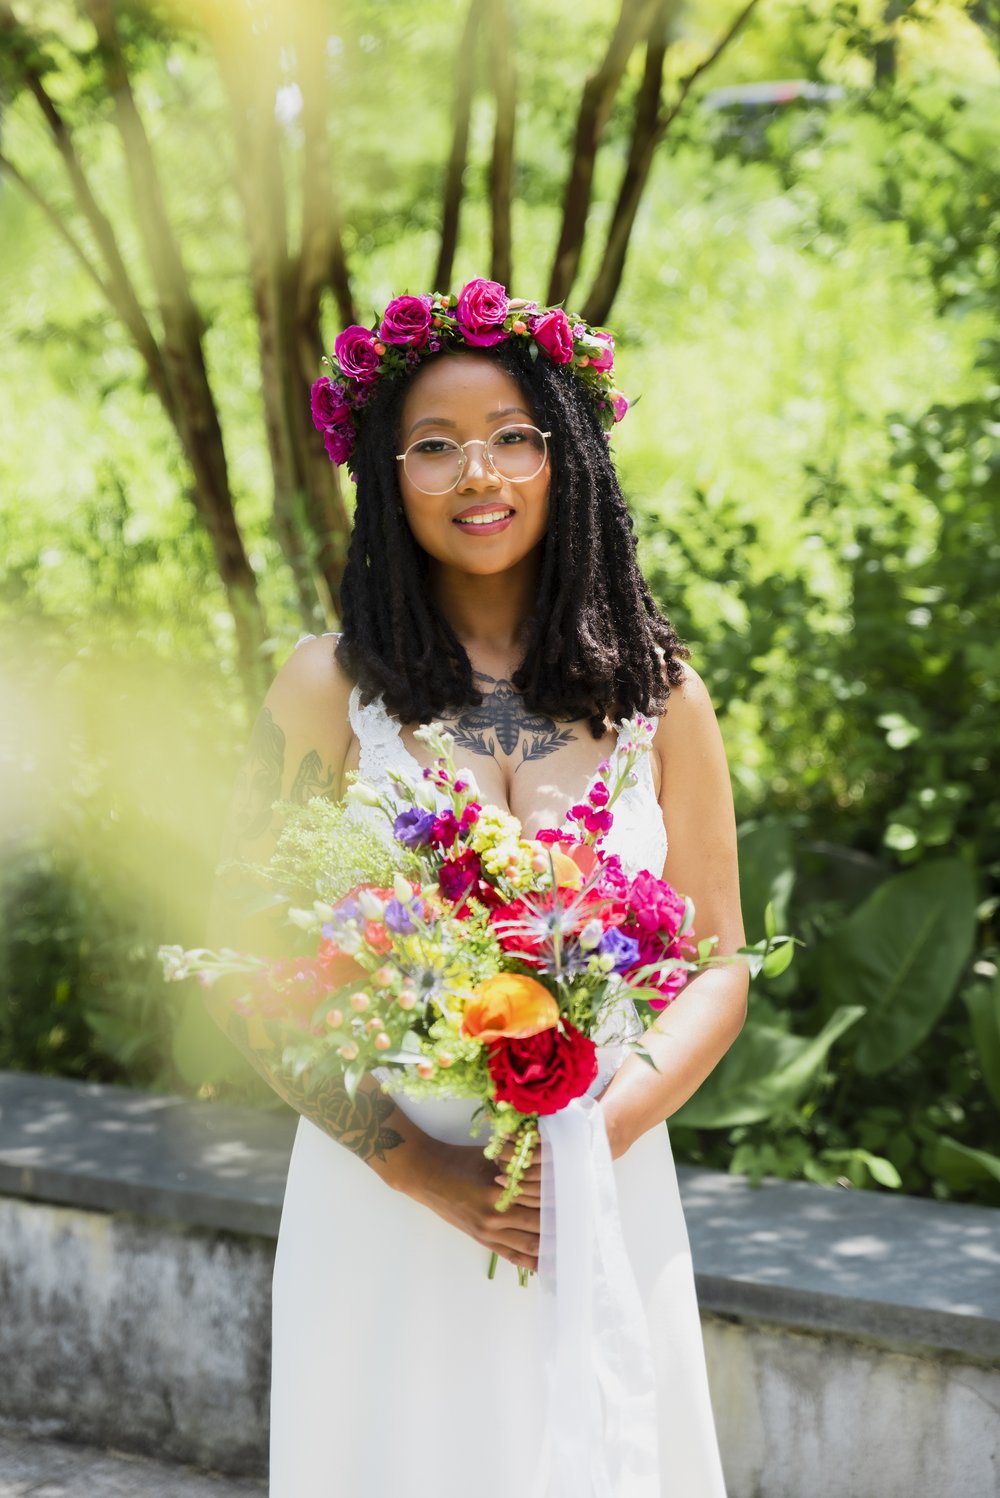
[334,340,688,737]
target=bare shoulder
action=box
[263,632,355,764]
[652,659,719,754]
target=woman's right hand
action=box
[402,1137,542,1273]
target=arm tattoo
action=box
[290,748,337,804]
[231,706,285,841]
[216,1004,403,1163]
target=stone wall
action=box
[1,1071,997,1495]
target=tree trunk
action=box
[546,0,660,306]
[434,0,485,294]
[86,0,269,696]
[488,0,516,289]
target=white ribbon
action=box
[532,1095,660,1498]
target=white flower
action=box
[346,780,382,808]
[357,889,386,921]
[393,873,414,904]
[579,918,605,951]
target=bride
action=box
[207,281,747,1497]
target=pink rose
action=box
[322,408,355,466]
[310,376,350,432]
[454,278,509,347]
[611,392,629,423]
[589,332,615,373]
[379,294,433,348]
[334,325,382,383]
[532,308,574,365]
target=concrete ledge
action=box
[2,1069,997,1361]
[2,1070,999,1496]
[0,1070,296,1237]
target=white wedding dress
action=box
[269,655,729,1496]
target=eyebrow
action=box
[406,405,532,438]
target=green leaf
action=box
[761,939,796,979]
[764,900,777,941]
[815,857,977,1076]
[672,1004,865,1128]
[343,1059,365,1101]
[932,1135,1000,1191]
[962,973,1000,1109]
[737,819,796,943]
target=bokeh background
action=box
[1,0,997,1203]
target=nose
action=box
[457,440,501,491]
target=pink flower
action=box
[611,392,629,423]
[322,410,355,466]
[587,781,610,809]
[454,278,509,347]
[310,376,349,432]
[568,802,613,837]
[628,870,687,939]
[379,294,433,348]
[431,810,461,849]
[589,332,615,373]
[532,308,574,364]
[334,325,382,383]
[439,849,483,906]
[459,802,482,831]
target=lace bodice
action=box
[296,631,668,878]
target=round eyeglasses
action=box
[396,423,551,496]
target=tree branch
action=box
[583,0,760,323]
[433,0,484,294]
[546,0,660,306]
[0,151,111,299]
[0,2,173,412]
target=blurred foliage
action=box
[1,0,999,1195]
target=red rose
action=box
[487,1021,598,1115]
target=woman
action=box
[208,281,747,1497]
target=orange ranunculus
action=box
[461,973,559,1042]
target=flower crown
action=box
[309,277,630,475]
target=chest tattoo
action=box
[443,672,576,768]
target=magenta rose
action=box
[379,294,433,348]
[322,408,355,466]
[487,1021,598,1115]
[588,332,615,372]
[454,278,509,347]
[334,325,382,383]
[532,308,574,365]
[310,376,350,433]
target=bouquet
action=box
[161,714,791,1279]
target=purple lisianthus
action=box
[596,928,641,973]
[334,324,382,383]
[379,294,433,348]
[310,376,349,432]
[532,308,574,365]
[454,278,509,347]
[393,806,436,848]
[384,898,416,934]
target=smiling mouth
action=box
[453,508,515,527]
